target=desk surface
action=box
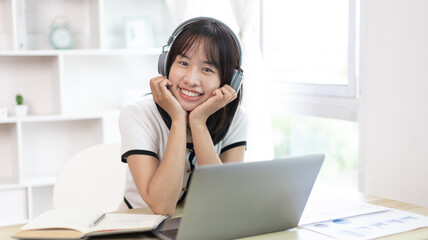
[2,185,428,240]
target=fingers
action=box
[158,78,172,96]
[149,76,162,98]
[150,76,172,101]
[212,84,237,104]
[189,84,238,124]
[223,84,237,100]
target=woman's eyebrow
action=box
[178,53,217,68]
[178,54,189,59]
[203,60,217,67]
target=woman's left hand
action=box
[189,84,237,125]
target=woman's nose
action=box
[183,68,201,86]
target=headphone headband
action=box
[158,17,244,93]
[166,17,242,66]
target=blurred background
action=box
[2,0,428,226]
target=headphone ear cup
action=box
[230,69,243,93]
[158,51,169,76]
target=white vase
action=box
[15,105,28,117]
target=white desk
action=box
[2,185,428,239]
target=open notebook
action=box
[13,208,167,239]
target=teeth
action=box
[181,88,201,97]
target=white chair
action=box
[53,143,126,212]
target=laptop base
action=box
[151,217,182,240]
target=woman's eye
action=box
[202,67,214,73]
[178,61,188,66]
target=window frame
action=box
[261,0,358,99]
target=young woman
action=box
[119,17,248,216]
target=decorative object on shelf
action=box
[0,106,7,119]
[125,17,154,48]
[15,94,28,117]
[15,0,27,50]
[49,15,75,50]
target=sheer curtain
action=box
[230,0,274,161]
[165,0,274,162]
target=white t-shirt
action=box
[118,98,248,209]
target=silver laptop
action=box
[152,154,324,240]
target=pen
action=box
[89,213,106,228]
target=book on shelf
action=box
[14,0,27,50]
[13,208,168,239]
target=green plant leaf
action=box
[16,94,23,105]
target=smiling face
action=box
[168,41,221,112]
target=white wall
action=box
[359,0,428,207]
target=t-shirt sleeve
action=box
[220,106,249,154]
[119,103,159,162]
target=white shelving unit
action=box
[0,0,173,226]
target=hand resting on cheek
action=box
[150,76,187,122]
[189,84,237,125]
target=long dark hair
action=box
[158,19,242,145]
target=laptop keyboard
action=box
[159,228,179,239]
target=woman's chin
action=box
[180,103,198,112]
[183,106,196,112]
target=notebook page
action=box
[88,213,167,234]
[21,208,103,233]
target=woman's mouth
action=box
[180,88,202,97]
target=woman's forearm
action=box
[146,120,187,216]
[190,121,222,166]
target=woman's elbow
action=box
[149,203,175,217]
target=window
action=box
[262,0,359,189]
[272,114,359,190]
[262,0,357,97]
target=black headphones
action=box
[158,17,244,93]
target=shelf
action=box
[0,123,19,185]
[0,112,106,124]
[2,0,174,51]
[101,111,121,144]
[0,55,60,115]
[20,118,103,183]
[0,187,28,226]
[0,48,161,56]
[0,183,26,191]
[23,0,100,50]
[0,176,55,189]
[101,0,173,49]
[0,0,167,227]
[0,0,13,51]
[21,176,56,187]
[61,54,155,113]
[30,185,54,218]
[58,48,161,56]
[0,50,59,56]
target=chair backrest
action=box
[53,143,126,212]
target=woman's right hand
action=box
[150,76,187,122]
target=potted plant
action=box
[15,94,28,117]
